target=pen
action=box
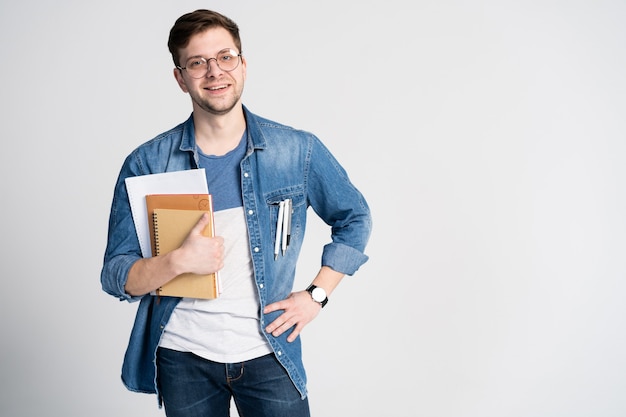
[281,199,291,256]
[285,199,292,249]
[274,200,285,260]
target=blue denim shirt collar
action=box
[179,106,269,158]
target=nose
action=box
[204,57,223,77]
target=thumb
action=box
[190,212,213,237]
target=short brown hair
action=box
[167,9,242,67]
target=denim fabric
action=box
[101,106,372,401]
[157,348,310,417]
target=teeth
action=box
[208,85,227,91]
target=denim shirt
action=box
[101,106,371,401]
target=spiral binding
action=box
[152,211,161,255]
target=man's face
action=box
[174,27,246,116]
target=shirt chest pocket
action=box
[266,187,306,248]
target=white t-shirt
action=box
[159,133,272,363]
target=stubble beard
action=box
[192,87,243,116]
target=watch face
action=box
[311,287,326,302]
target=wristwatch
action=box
[306,284,328,308]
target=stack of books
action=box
[147,194,219,299]
[125,169,220,299]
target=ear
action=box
[241,55,247,81]
[173,67,189,93]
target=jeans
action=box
[157,348,310,417]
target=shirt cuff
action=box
[321,242,369,276]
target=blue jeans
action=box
[156,348,310,417]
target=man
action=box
[101,9,371,417]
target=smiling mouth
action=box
[206,85,228,91]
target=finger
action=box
[265,308,296,333]
[263,301,283,314]
[264,314,284,334]
[269,316,297,338]
[264,295,294,314]
[190,212,210,236]
[286,324,303,343]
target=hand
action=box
[263,291,321,343]
[175,213,224,275]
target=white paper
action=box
[125,169,208,258]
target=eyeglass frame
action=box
[176,48,243,78]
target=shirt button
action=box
[243,172,249,178]
[253,247,260,252]
[277,351,282,356]
[248,210,254,215]
[259,283,264,289]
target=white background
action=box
[1,1,625,416]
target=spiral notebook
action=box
[146,194,213,257]
[152,207,220,299]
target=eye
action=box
[219,53,237,63]
[187,58,205,69]
[218,49,238,61]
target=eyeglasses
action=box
[177,48,242,78]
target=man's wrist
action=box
[306,284,328,308]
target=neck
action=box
[193,105,246,156]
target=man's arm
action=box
[262,134,371,342]
[125,213,225,296]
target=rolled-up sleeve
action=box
[307,135,372,275]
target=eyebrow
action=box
[184,48,237,59]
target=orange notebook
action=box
[146,194,212,257]
[147,194,220,299]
